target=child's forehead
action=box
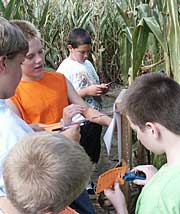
[76,44,91,50]
[28,38,43,51]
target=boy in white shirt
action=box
[57,28,110,165]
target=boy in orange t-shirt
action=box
[7,20,111,129]
[6,20,112,214]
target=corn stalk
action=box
[167,0,180,82]
[0,0,180,83]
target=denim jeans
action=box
[70,189,95,214]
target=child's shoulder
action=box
[44,70,65,79]
[58,58,86,74]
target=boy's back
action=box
[0,100,32,194]
[136,164,180,213]
[0,17,32,198]
[104,72,180,214]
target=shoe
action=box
[86,182,95,195]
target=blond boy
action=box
[3,132,92,214]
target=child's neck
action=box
[22,73,43,82]
[68,55,76,61]
[165,134,180,166]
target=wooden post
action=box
[121,115,132,211]
[114,89,132,212]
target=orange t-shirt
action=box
[59,206,79,214]
[11,71,69,124]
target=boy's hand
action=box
[86,84,106,96]
[131,165,157,186]
[104,180,128,214]
[63,104,86,126]
[29,123,45,132]
[99,83,110,94]
[61,124,80,143]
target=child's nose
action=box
[35,54,43,63]
[84,53,88,59]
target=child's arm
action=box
[77,84,105,97]
[66,79,112,126]
[0,197,20,214]
[62,104,86,126]
[104,180,128,214]
[60,124,80,143]
[77,83,109,97]
[29,123,45,132]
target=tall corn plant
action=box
[0,0,127,82]
[131,0,180,82]
[167,0,180,82]
[1,0,180,82]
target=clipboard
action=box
[96,166,127,193]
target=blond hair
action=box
[3,132,92,214]
[10,19,41,41]
[0,17,28,59]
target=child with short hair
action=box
[3,132,92,214]
[0,17,33,212]
[0,17,83,214]
[6,20,112,214]
[0,17,85,214]
[7,21,111,129]
[57,27,110,164]
[104,72,180,213]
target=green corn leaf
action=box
[136,3,151,19]
[77,10,92,27]
[121,35,132,81]
[4,0,15,19]
[121,26,132,44]
[142,16,170,75]
[0,0,5,14]
[167,0,180,82]
[132,18,149,78]
[143,17,167,52]
[116,3,130,26]
[39,0,50,27]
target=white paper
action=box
[103,89,126,161]
[103,117,116,156]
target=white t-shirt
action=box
[0,99,33,196]
[57,58,102,110]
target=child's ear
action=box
[0,56,6,73]
[67,44,73,51]
[145,122,160,139]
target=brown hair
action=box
[0,17,28,59]
[68,27,91,48]
[3,132,92,214]
[118,72,180,134]
[10,19,41,41]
